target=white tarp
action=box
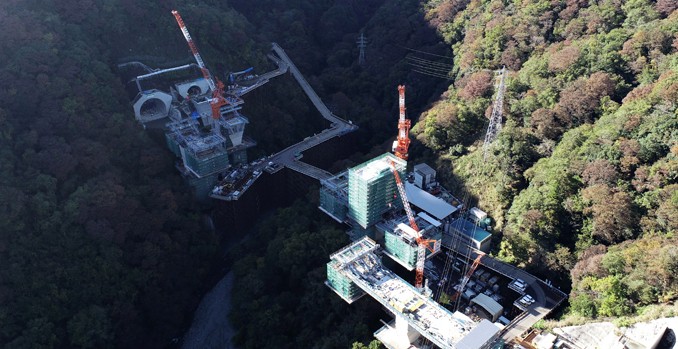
[455,319,501,349]
[417,211,442,227]
[405,182,457,220]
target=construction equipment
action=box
[389,159,436,290]
[171,10,228,120]
[450,253,484,301]
[388,85,436,290]
[392,85,411,160]
[228,67,254,84]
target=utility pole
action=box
[357,31,367,66]
[483,66,507,160]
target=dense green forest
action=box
[229,196,385,348]
[0,1,246,348]
[412,0,677,320]
[0,0,292,347]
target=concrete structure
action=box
[164,118,235,200]
[553,317,678,349]
[175,78,211,99]
[413,163,436,190]
[444,218,492,252]
[347,153,406,229]
[179,134,229,177]
[122,40,295,200]
[132,89,173,122]
[327,237,501,349]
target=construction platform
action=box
[327,237,501,349]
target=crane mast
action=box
[392,85,411,160]
[172,10,227,120]
[389,85,436,291]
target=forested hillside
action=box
[413,0,677,320]
[0,0,447,348]
[0,1,264,348]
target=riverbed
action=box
[181,272,237,349]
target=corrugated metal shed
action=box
[404,182,457,220]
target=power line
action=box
[412,69,453,80]
[407,61,453,73]
[406,56,455,69]
[398,44,454,59]
[406,62,453,73]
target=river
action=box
[181,272,237,349]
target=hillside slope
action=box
[413,0,677,319]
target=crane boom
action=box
[172,10,216,92]
[172,10,227,119]
[388,84,437,290]
[390,159,435,289]
[390,160,419,232]
[451,253,484,301]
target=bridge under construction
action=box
[327,237,501,349]
[120,13,567,348]
[121,10,357,200]
[317,73,566,348]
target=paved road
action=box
[211,44,358,200]
[271,43,355,126]
[265,43,357,177]
[231,54,289,97]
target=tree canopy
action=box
[413,0,677,320]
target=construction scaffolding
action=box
[348,153,407,229]
[319,170,349,223]
[179,133,229,177]
[166,118,200,157]
[326,237,500,349]
[326,237,378,302]
[326,260,366,303]
[379,216,442,271]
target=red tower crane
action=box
[450,252,484,302]
[392,85,411,160]
[172,10,227,120]
[388,85,436,290]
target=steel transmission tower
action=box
[357,32,367,65]
[483,66,507,160]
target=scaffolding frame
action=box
[347,153,406,228]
